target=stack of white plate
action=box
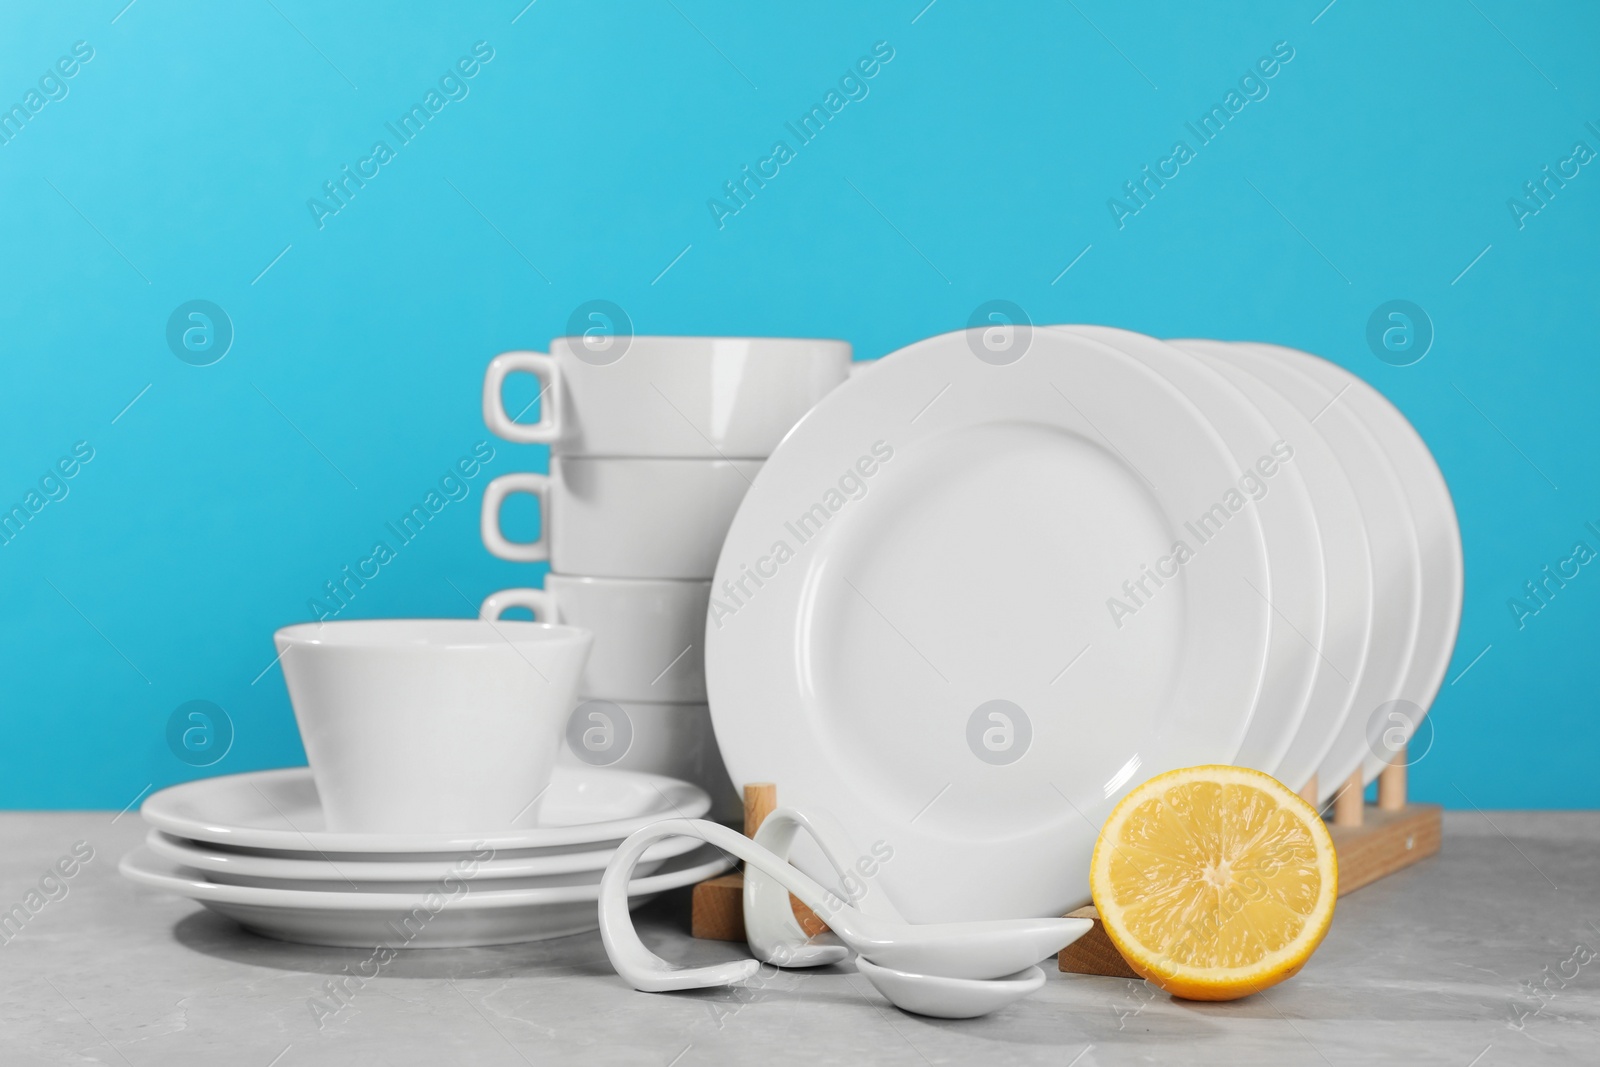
[704,326,1462,924]
[477,336,852,820]
[118,766,731,947]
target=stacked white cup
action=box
[480,335,852,821]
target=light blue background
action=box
[1,1,1594,809]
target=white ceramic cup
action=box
[482,336,852,457]
[557,700,739,823]
[274,619,592,834]
[480,458,762,579]
[480,577,709,703]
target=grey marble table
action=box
[1,809,1595,1065]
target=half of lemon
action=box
[1090,764,1338,1001]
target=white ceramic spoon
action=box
[854,957,1047,1019]
[744,807,1056,1019]
[598,818,1090,992]
[744,806,889,969]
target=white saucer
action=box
[120,845,733,947]
[140,766,710,856]
[706,326,1272,922]
[145,829,702,886]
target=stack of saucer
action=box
[121,764,729,947]
[120,619,733,947]
[480,336,852,821]
[120,766,728,947]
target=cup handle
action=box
[479,587,558,622]
[481,473,552,562]
[483,351,561,444]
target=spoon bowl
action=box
[745,807,1064,1017]
[855,957,1047,1019]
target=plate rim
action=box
[1068,326,1328,776]
[1245,342,1463,787]
[1171,338,1379,793]
[1226,342,1428,802]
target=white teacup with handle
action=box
[556,700,740,823]
[481,577,709,703]
[482,336,851,457]
[480,457,761,580]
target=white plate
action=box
[140,766,710,856]
[705,326,1271,923]
[120,845,733,948]
[1061,327,1326,776]
[145,828,702,886]
[1217,345,1422,804]
[1171,340,1376,793]
[1243,343,1462,786]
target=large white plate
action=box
[145,828,702,887]
[120,845,732,948]
[1171,340,1376,793]
[1062,327,1325,777]
[1243,343,1462,786]
[140,766,709,856]
[1218,345,1422,804]
[705,326,1271,923]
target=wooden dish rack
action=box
[689,753,1441,977]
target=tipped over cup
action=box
[275,619,592,834]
